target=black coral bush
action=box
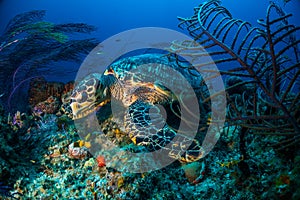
[174,0,299,149]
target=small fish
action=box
[0,93,4,98]
[85,133,91,141]
[78,140,91,148]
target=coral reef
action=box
[28,77,64,107]
[0,107,297,199]
[67,141,89,160]
[32,96,61,117]
[28,77,75,108]
[0,109,62,199]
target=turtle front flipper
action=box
[124,100,204,163]
[124,100,172,149]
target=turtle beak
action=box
[70,97,111,120]
[70,101,95,120]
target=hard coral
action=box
[28,77,64,107]
[63,81,74,96]
[68,142,88,159]
[28,78,74,112]
[12,111,26,128]
[32,96,60,116]
[96,155,106,167]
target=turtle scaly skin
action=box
[69,54,206,163]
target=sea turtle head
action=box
[69,69,117,120]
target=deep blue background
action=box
[0,0,299,82]
[1,0,299,40]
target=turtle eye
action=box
[78,92,88,103]
[87,87,93,93]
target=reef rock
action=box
[28,77,65,107]
[32,96,60,116]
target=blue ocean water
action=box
[0,0,299,82]
[1,0,299,41]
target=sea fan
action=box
[3,10,46,37]
[175,0,299,149]
[0,10,98,112]
[53,23,96,33]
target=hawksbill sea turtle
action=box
[68,53,210,163]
